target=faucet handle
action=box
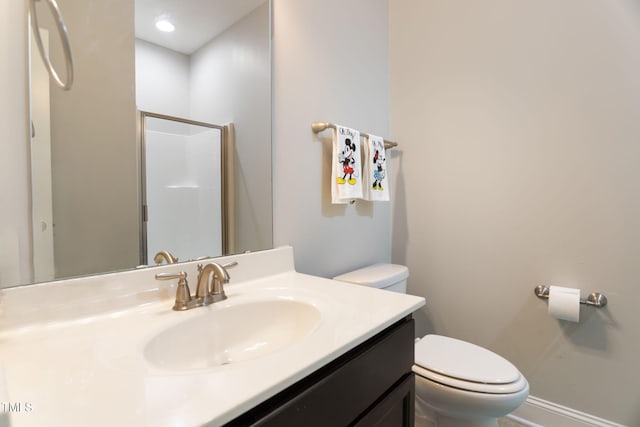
[155,271,194,311]
[222,261,238,269]
[155,271,186,279]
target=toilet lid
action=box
[414,335,524,393]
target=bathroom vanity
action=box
[227,315,415,426]
[0,247,424,426]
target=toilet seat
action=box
[413,335,528,394]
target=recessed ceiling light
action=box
[155,19,175,33]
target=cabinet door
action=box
[354,373,415,427]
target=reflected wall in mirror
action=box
[5,0,272,289]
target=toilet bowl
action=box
[333,264,529,427]
[413,334,529,427]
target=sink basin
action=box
[144,299,321,371]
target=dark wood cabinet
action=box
[225,316,415,427]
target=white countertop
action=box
[0,247,425,426]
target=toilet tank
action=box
[333,263,409,293]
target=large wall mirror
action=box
[13,0,272,288]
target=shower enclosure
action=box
[140,112,229,265]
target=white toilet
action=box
[334,264,529,427]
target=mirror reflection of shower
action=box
[19,0,270,288]
[141,112,231,265]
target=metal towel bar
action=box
[311,122,398,149]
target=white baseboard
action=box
[507,396,625,427]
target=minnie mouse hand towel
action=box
[363,134,390,201]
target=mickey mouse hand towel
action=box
[332,125,363,204]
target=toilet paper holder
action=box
[534,285,608,308]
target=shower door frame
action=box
[138,111,228,265]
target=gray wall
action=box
[190,3,272,254]
[390,0,640,424]
[135,39,191,118]
[50,0,139,278]
[272,0,392,278]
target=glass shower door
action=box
[141,112,226,265]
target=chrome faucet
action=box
[154,250,178,265]
[196,261,238,305]
[155,261,238,311]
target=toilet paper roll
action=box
[548,285,580,322]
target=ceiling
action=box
[135,0,266,55]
